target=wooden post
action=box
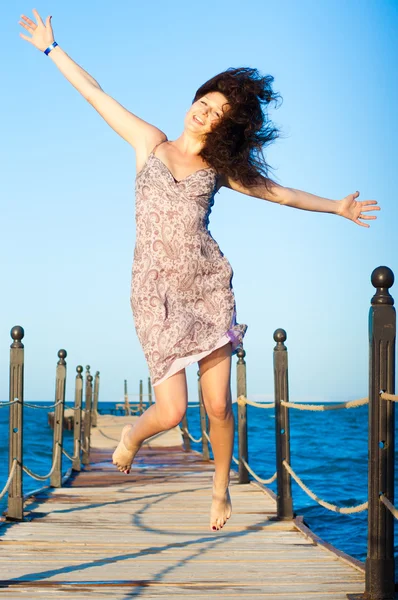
[198,369,209,460]
[148,377,153,406]
[181,412,191,451]
[237,348,249,484]
[72,366,83,472]
[82,374,93,466]
[50,349,67,488]
[273,329,294,520]
[92,371,100,427]
[124,379,130,415]
[139,379,143,414]
[7,326,24,521]
[365,266,396,600]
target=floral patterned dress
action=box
[131,140,247,386]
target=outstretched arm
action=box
[19,10,161,149]
[221,173,380,228]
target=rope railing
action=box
[237,395,275,409]
[22,443,61,482]
[181,427,202,444]
[282,460,368,514]
[24,399,64,410]
[241,458,277,485]
[1,327,99,520]
[0,459,18,500]
[62,439,80,462]
[380,392,398,402]
[236,394,369,411]
[81,437,90,454]
[0,399,20,408]
[379,494,398,520]
[280,397,369,411]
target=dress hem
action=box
[152,309,247,387]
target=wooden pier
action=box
[0,416,365,599]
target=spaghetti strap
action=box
[151,139,167,157]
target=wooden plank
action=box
[0,417,365,598]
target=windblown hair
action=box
[193,67,283,192]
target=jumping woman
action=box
[19,9,380,533]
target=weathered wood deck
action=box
[0,416,365,599]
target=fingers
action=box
[20,14,36,28]
[19,32,33,43]
[356,219,370,228]
[19,20,34,33]
[358,214,377,220]
[32,8,44,26]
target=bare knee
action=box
[156,405,185,430]
[206,396,232,422]
[153,370,188,430]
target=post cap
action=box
[58,349,67,359]
[273,328,287,343]
[10,326,24,342]
[10,325,24,348]
[76,365,83,374]
[371,266,395,306]
[371,266,394,289]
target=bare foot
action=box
[210,473,232,531]
[112,424,141,474]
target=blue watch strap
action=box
[44,41,58,56]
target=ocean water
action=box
[0,400,397,576]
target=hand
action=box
[19,9,54,52]
[337,191,380,228]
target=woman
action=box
[19,10,380,532]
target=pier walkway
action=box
[0,415,365,599]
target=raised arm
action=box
[221,172,380,228]
[18,9,161,150]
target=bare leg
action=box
[112,369,188,473]
[198,342,234,531]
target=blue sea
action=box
[1,400,397,576]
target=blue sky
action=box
[0,0,396,404]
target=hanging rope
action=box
[81,437,90,453]
[237,395,275,409]
[282,460,368,514]
[280,397,369,411]
[380,392,398,402]
[181,427,202,444]
[22,443,61,481]
[379,494,398,519]
[62,440,80,462]
[24,400,64,410]
[240,458,277,484]
[0,459,18,500]
[0,399,20,408]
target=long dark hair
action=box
[193,67,283,192]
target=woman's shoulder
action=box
[135,129,168,174]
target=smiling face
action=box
[185,91,231,135]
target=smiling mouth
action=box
[193,115,205,125]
